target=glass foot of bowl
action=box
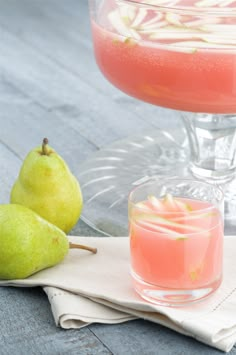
[77,128,236,236]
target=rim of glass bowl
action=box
[121,0,236,16]
[128,178,224,216]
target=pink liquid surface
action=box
[129,198,223,290]
[91,1,236,113]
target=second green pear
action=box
[10,139,83,233]
[0,204,69,279]
[0,204,96,280]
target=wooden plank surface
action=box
[0,1,234,354]
[0,287,111,355]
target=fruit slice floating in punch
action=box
[107,1,236,50]
[133,194,211,238]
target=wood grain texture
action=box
[0,141,21,203]
[0,287,111,355]
[90,320,230,355]
[0,25,157,148]
[0,0,183,142]
[0,0,234,354]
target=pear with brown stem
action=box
[10,138,83,233]
[0,204,97,280]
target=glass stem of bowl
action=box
[182,113,236,184]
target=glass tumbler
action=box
[128,178,224,306]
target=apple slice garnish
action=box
[171,40,235,49]
[148,195,167,210]
[165,13,182,26]
[195,0,225,7]
[108,3,236,52]
[219,0,236,6]
[119,4,136,24]
[163,193,178,210]
[175,199,192,212]
[135,219,187,239]
[172,211,217,222]
[131,8,148,28]
[108,9,140,40]
[140,13,164,28]
[141,41,198,53]
[108,10,132,37]
[147,194,192,212]
[149,32,203,40]
[163,193,192,212]
[134,213,206,233]
[133,194,212,238]
[147,0,180,4]
[202,35,236,45]
[135,201,153,211]
[135,217,210,239]
[200,24,236,32]
[148,25,205,38]
[137,21,168,33]
[184,17,222,28]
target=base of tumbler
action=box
[131,270,222,307]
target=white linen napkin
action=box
[0,236,236,353]
[43,287,136,328]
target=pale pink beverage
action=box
[128,180,224,305]
[91,0,236,113]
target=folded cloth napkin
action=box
[43,287,136,328]
[0,236,236,353]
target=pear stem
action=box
[42,138,49,156]
[69,242,97,254]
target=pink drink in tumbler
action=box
[128,180,224,305]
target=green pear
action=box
[0,204,97,280]
[10,138,83,233]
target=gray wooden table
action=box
[0,1,235,354]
